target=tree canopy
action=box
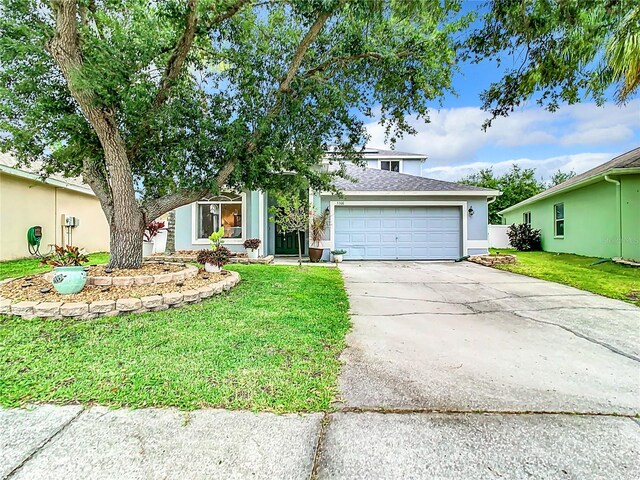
[459,165,546,224]
[0,0,467,267]
[464,0,639,127]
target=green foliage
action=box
[40,245,89,267]
[208,227,226,251]
[460,165,545,224]
[0,0,467,198]
[0,265,351,411]
[549,169,576,187]
[507,223,542,251]
[269,193,309,265]
[464,0,639,126]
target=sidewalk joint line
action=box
[4,408,85,480]
[309,412,330,480]
[338,407,638,418]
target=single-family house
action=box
[174,149,500,260]
[500,147,640,261]
[0,152,110,260]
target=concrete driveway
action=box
[317,261,640,478]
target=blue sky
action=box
[365,3,640,182]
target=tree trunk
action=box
[166,210,176,255]
[108,217,146,269]
[297,230,302,267]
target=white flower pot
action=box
[246,248,259,260]
[204,262,221,273]
[333,254,343,263]
[143,241,154,257]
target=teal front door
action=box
[275,228,305,254]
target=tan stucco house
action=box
[0,152,109,261]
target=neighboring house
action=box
[0,153,110,260]
[174,149,499,260]
[500,147,640,261]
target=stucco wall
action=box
[621,175,640,261]
[501,179,628,259]
[0,173,109,260]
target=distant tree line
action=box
[459,166,576,224]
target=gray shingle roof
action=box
[500,147,640,212]
[332,164,497,193]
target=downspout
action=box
[604,175,622,258]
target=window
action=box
[380,160,401,172]
[523,211,531,225]
[195,193,243,241]
[554,203,564,237]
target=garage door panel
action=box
[334,206,462,260]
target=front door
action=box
[275,226,305,254]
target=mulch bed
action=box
[0,270,226,303]
[86,262,185,277]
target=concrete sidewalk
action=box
[2,405,639,479]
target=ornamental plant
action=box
[309,209,329,247]
[208,227,226,251]
[198,246,231,268]
[507,224,542,251]
[196,249,216,266]
[143,220,166,242]
[243,238,261,250]
[41,245,89,267]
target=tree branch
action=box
[304,50,412,78]
[142,189,209,222]
[279,10,332,92]
[153,0,199,108]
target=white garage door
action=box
[334,206,462,260]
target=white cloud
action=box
[422,152,613,182]
[365,99,640,170]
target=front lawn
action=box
[0,265,350,412]
[490,249,640,306]
[0,252,110,280]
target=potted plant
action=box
[309,209,329,263]
[41,245,89,294]
[196,227,231,272]
[196,248,230,273]
[331,249,346,263]
[243,238,261,259]
[143,220,166,257]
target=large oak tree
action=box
[0,0,465,268]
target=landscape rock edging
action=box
[0,270,240,320]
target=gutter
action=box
[604,175,623,258]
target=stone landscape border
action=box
[149,254,275,265]
[0,270,240,320]
[468,254,517,267]
[43,263,199,286]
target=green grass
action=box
[0,265,351,412]
[0,252,110,280]
[490,249,640,306]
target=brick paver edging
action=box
[0,270,240,320]
[468,254,517,267]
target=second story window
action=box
[380,160,401,172]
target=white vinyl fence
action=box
[488,225,512,249]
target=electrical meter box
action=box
[33,226,43,240]
[64,216,80,227]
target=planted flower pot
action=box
[333,254,344,263]
[204,262,221,273]
[143,241,154,257]
[51,266,87,295]
[308,247,324,263]
[246,248,259,260]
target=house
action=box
[500,147,640,261]
[174,149,500,260]
[0,152,110,260]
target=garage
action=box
[333,205,462,260]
